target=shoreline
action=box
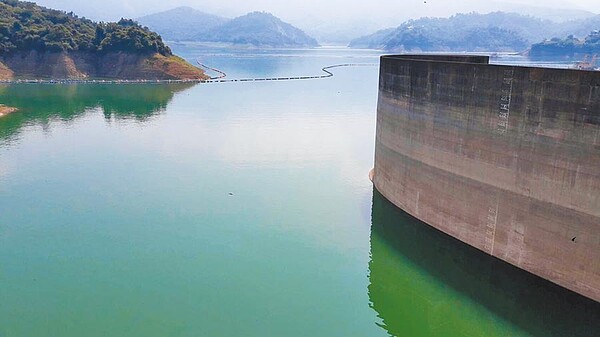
[0,105,17,117]
[0,79,207,85]
[0,63,377,85]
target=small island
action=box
[0,104,17,117]
[529,30,600,59]
[0,0,207,80]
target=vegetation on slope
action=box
[350,11,600,53]
[0,0,171,55]
[0,1,207,80]
[530,31,600,58]
[140,9,318,47]
[349,12,539,51]
[137,6,228,42]
[198,11,318,47]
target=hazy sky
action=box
[33,0,600,22]
[32,0,600,41]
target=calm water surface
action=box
[0,47,598,336]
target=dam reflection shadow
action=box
[369,188,600,337]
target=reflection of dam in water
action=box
[370,189,600,337]
[373,55,600,302]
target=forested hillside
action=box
[348,11,600,52]
[530,31,600,58]
[0,0,171,55]
[198,12,318,47]
[349,12,544,51]
[0,0,207,80]
[139,9,319,47]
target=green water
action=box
[0,48,598,336]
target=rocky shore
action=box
[0,105,17,118]
[0,51,208,81]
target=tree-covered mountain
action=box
[349,28,395,50]
[139,9,318,48]
[0,0,206,80]
[349,12,545,52]
[198,12,318,47]
[349,11,600,52]
[530,31,600,58]
[0,0,170,55]
[137,6,228,42]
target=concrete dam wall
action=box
[373,54,600,302]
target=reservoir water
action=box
[1,46,598,336]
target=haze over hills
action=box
[138,8,318,47]
[198,12,318,47]
[137,6,230,41]
[299,4,598,44]
[349,12,545,51]
[350,11,600,52]
[31,0,600,44]
[490,3,596,22]
[557,15,600,38]
[137,7,228,41]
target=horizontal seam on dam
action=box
[377,108,600,219]
[375,140,599,224]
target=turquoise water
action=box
[0,47,598,336]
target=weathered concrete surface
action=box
[373,54,600,302]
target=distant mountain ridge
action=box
[489,3,596,23]
[137,7,228,42]
[556,15,600,39]
[198,12,318,47]
[350,12,538,52]
[138,8,318,48]
[349,11,600,52]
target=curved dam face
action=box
[373,54,600,302]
